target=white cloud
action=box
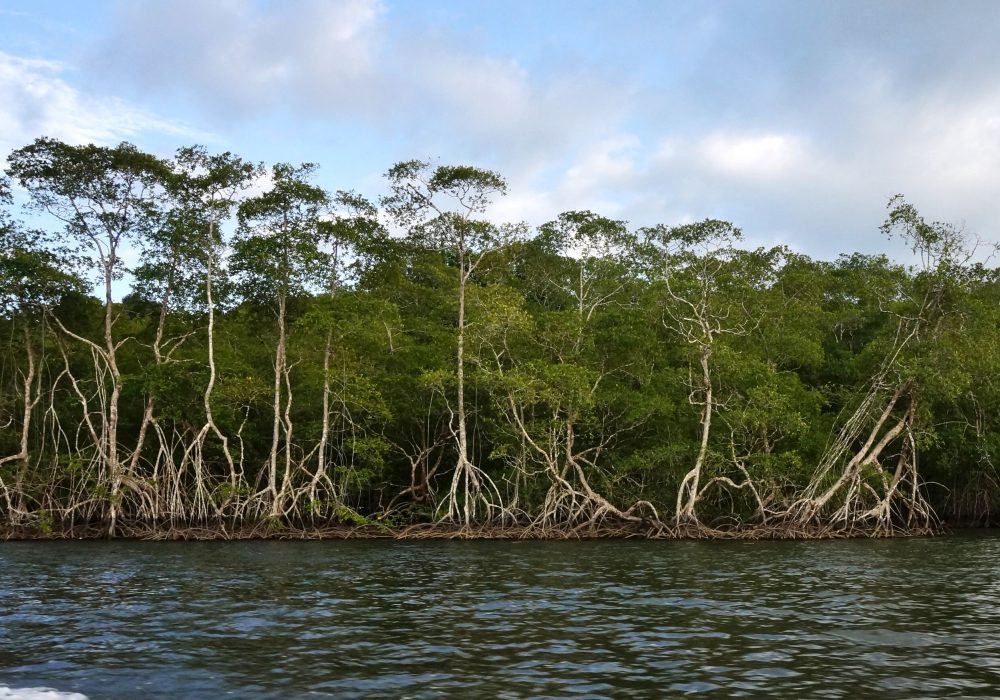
[404,44,631,169]
[490,136,641,224]
[0,51,208,159]
[486,86,1000,262]
[43,1,1000,260]
[562,135,641,194]
[90,0,386,116]
[700,132,807,177]
[89,0,633,178]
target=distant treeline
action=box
[1,137,997,537]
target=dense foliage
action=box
[2,138,998,535]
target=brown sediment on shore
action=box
[0,520,945,542]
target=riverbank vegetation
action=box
[2,137,998,539]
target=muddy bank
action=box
[0,519,945,541]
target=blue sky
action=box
[2,0,999,260]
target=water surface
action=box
[1,535,999,697]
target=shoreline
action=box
[0,520,953,542]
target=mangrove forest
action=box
[1,137,999,539]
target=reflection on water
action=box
[1,535,1000,698]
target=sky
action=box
[2,0,999,261]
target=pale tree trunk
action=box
[198,238,240,513]
[126,257,175,522]
[308,331,335,511]
[276,357,295,517]
[0,327,39,518]
[445,245,499,526]
[267,293,287,517]
[103,255,124,536]
[676,344,713,523]
[810,385,906,515]
[454,256,476,523]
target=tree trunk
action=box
[269,293,287,517]
[201,245,239,505]
[676,344,713,523]
[0,327,39,518]
[104,256,124,536]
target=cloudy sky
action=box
[2,0,999,260]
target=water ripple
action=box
[2,536,1000,697]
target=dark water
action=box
[1,536,1000,698]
